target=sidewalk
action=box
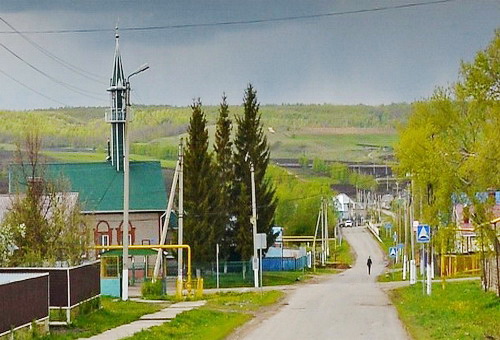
[80,300,206,340]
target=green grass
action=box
[124,291,284,340]
[329,239,354,265]
[124,309,251,340]
[204,290,284,311]
[203,270,311,289]
[378,268,404,282]
[390,281,500,340]
[267,132,398,161]
[41,297,167,339]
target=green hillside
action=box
[0,103,409,163]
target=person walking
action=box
[367,256,372,275]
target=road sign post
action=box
[389,246,397,280]
[417,224,430,243]
[389,247,397,259]
[417,224,432,295]
[256,233,267,288]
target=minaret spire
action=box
[106,28,127,171]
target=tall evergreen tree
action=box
[233,84,277,260]
[213,94,234,258]
[183,99,219,263]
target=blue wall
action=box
[101,278,121,297]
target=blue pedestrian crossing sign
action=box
[417,224,431,243]
[389,247,397,258]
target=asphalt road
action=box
[240,227,409,340]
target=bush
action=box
[141,280,163,298]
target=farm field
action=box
[0,103,407,164]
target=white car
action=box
[344,219,353,227]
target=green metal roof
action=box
[9,161,167,213]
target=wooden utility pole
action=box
[152,160,179,280]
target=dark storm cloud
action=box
[0,0,498,109]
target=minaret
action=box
[106,29,127,172]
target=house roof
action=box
[9,161,167,213]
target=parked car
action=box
[344,219,353,227]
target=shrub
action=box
[141,280,163,298]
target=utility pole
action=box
[321,199,325,266]
[122,101,130,301]
[325,199,329,258]
[312,208,322,271]
[403,194,408,280]
[409,179,417,285]
[250,161,259,288]
[178,139,184,283]
[121,65,149,300]
[216,243,220,289]
[153,160,179,280]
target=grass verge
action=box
[41,297,167,339]
[124,291,284,340]
[203,270,310,289]
[329,238,354,265]
[390,281,500,339]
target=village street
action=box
[235,227,409,340]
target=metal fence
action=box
[440,254,481,277]
[0,273,49,336]
[262,256,307,271]
[164,258,308,289]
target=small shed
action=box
[0,273,49,337]
[100,248,158,297]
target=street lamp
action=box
[245,153,259,288]
[121,63,149,301]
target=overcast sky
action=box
[0,0,498,110]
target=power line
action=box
[0,16,107,84]
[0,43,107,102]
[0,0,460,35]
[0,68,68,106]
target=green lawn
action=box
[41,298,167,340]
[203,270,311,289]
[124,291,283,340]
[390,281,500,340]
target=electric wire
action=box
[0,0,460,35]
[0,43,107,102]
[0,68,69,106]
[0,16,107,84]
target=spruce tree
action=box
[233,84,277,260]
[183,99,219,263]
[213,94,234,259]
